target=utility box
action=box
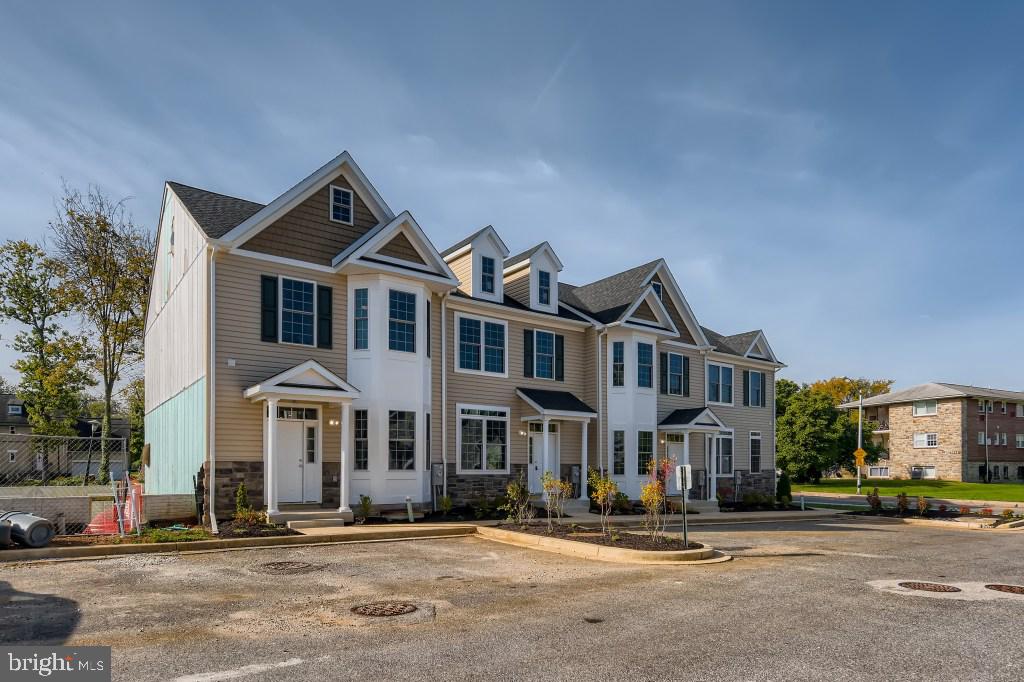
[570,465,581,497]
[430,462,445,487]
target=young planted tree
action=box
[0,241,94,478]
[50,186,154,484]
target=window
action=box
[353,288,369,350]
[281,278,315,346]
[388,411,416,470]
[1003,465,1009,480]
[1000,432,1008,446]
[868,466,890,478]
[277,406,317,420]
[716,434,733,475]
[987,400,994,413]
[458,406,508,473]
[978,431,986,445]
[481,256,495,294]
[1016,434,1024,449]
[912,400,937,416]
[330,185,353,224]
[913,432,938,448]
[667,353,683,395]
[8,426,14,435]
[651,280,663,300]
[637,343,653,389]
[979,400,985,413]
[637,431,653,475]
[612,430,625,476]
[535,330,555,379]
[353,410,368,471]
[911,465,937,480]
[7,450,14,463]
[612,341,624,387]
[305,426,316,464]
[1001,402,1007,415]
[388,290,416,352]
[457,315,505,374]
[746,371,765,407]
[1017,403,1023,417]
[750,432,762,473]
[708,363,734,404]
[538,270,551,305]
[7,404,22,416]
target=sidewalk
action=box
[796,491,1023,513]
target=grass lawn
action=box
[792,478,1024,502]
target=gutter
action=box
[207,245,219,535]
[597,329,606,475]
[441,292,449,498]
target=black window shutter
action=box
[555,334,565,381]
[523,329,534,378]
[659,352,668,394]
[260,275,278,342]
[760,372,767,407]
[316,285,332,349]
[743,370,750,407]
[683,356,690,396]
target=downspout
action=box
[441,292,449,497]
[207,245,218,534]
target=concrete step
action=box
[685,500,720,514]
[270,508,354,525]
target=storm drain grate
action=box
[252,561,324,575]
[898,581,961,593]
[351,601,418,617]
[985,584,1024,595]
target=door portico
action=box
[658,407,730,501]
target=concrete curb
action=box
[795,491,1023,509]
[0,525,477,563]
[858,515,1022,532]
[475,525,731,565]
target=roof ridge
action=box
[574,258,661,292]
[167,181,264,207]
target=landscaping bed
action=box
[498,523,702,551]
[43,522,297,547]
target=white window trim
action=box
[386,286,419,356]
[455,403,510,475]
[279,275,317,347]
[666,351,684,396]
[328,184,354,226]
[707,360,735,407]
[1000,401,1007,414]
[978,431,986,445]
[651,280,663,301]
[454,312,509,378]
[912,400,937,417]
[387,409,417,472]
[1015,434,1024,449]
[611,428,626,477]
[352,408,369,472]
[533,328,557,381]
[714,432,735,476]
[480,255,496,295]
[7,405,21,415]
[7,450,15,463]
[610,340,625,389]
[999,432,1008,446]
[868,466,890,478]
[912,465,938,480]
[350,286,370,353]
[636,341,654,390]
[1017,403,1024,418]
[749,431,762,473]
[913,432,938,449]
[537,270,552,306]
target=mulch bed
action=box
[217,521,299,538]
[500,523,703,551]
[718,504,801,513]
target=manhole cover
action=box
[351,601,418,617]
[252,561,324,575]
[985,584,1024,595]
[898,581,961,593]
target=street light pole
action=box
[856,392,863,495]
[984,403,990,483]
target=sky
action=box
[0,1,1022,391]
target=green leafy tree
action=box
[0,376,16,394]
[50,185,154,483]
[124,377,145,470]
[775,378,801,418]
[0,241,95,479]
[809,376,893,406]
[776,389,847,483]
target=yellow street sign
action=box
[854,448,867,466]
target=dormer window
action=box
[8,404,22,416]
[330,185,353,225]
[651,281,663,300]
[481,256,495,294]
[538,271,551,306]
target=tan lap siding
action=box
[650,274,697,345]
[708,362,776,472]
[240,174,378,266]
[504,268,530,307]
[376,232,427,265]
[448,253,472,294]
[214,252,348,463]
[443,305,588,472]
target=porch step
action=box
[685,500,720,514]
[269,508,354,525]
[286,518,351,530]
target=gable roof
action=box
[838,382,1024,409]
[449,290,588,323]
[516,387,596,417]
[701,325,781,363]
[167,182,264,239]
[440,225,510,259]
[503,241,563,272]
[558,260,660,324]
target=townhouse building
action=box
[144,152,784,522]
[840,382,1024,482]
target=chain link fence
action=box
[0,433,131,535]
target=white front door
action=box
[527,423,560,493]
[274,407,321,504]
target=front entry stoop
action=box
[270,504,354,527]
[685,500,720,514]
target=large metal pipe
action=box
[0,511,56,548]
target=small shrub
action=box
[613,491,632,514]
[500,474,533,526]
[959,505,971,516]
[439,495,453,517]
[1000,509,1015,520]
[640,478,667,543]
[776,471,792,503]
[980,507,994,517]
[938,504,948,514]
[896,492,909,515]
[356,494,373,521]
[541,471,572,531]
[472,495,496,520]
[866,487,882,513]
[588,468,619,535]
[917,496,929,516]
[235,482,250,514]
[232,508,266,527]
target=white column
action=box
[682,431,690,468]
[709,435,718,502]
[338,401,351,513]
[580,421,589,500]
[542,416,551,479]
[266,398,279,515]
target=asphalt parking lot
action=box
[2,517,1022,681]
